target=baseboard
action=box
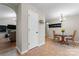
[16,42,45,55]
[16,47,21,54]
[16,47,28,55]
[21,49,28,54]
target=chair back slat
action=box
[72,30,76,41]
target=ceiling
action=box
[0,3,79,21]
[0,4,16,18]
[31,3,79,21]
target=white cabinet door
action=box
[28,10,39,50]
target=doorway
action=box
[0,4,16,55]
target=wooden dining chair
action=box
[53,30,60,41]
[65,30,77,45]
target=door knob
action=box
[36,32,38,33]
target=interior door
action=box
[28,10,39,50]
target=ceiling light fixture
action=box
[59,14,64,22]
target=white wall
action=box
[16,3,45,54]
[62,15,79,41]
[21,4,28,52]
[47,15,79,42]
[0,17,16,25]
[1,4,18,14]
[16,4,22,52]
[39,14,45,46]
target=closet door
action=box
[28,10,39,50]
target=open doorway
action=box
[0,4,16,55]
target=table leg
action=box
[60,36,65,44]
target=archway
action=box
[0,4,17,55]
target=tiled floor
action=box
[23,38,79,56]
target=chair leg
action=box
[66,40,69,45]
[53,37,60,42]
[72,40,76,46]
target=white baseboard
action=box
[21,50,28,54]
[16,47,21,54]
[16,42,45,55]
[16,47,28,55]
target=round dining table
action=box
[55,34,72,44]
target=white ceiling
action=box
[0,3,79,21]
[31,3,79,21]
[0,4,16,18]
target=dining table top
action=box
[54,34,72,37]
